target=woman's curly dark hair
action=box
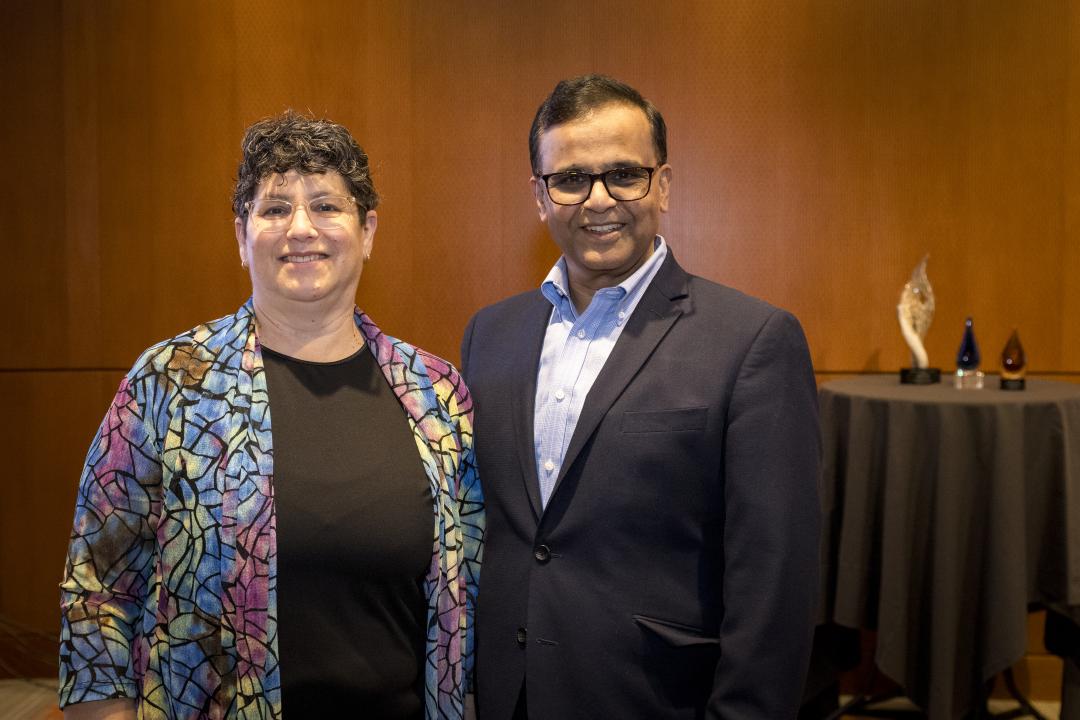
[232,110,379,219]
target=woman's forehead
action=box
[255,169,347,197]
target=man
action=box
[461,75,820,720]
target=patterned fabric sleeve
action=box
[59,372,163,708]
[356,314,486,719]
[450,370,484,693]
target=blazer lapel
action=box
[549,253,692,504]
[510,293,553,520]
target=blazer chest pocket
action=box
[621,406,707,434]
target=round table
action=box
[817,375,1080,718]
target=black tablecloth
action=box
[818,375,1080,718]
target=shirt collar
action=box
[541,236,668,319]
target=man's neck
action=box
[565,242,658,314]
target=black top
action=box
[263,344,432,719]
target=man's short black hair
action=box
[529,74,668,174]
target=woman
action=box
[59,112,483,719]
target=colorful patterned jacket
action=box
[59,300,483,719]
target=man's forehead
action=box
[548,103,648,135]
[547,160,650,173]
[538,130,656,173]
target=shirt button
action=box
[544,459,555,473]
[618,311,626,319]
[554,389,566,401]
[576,329,586,339]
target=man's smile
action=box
[582,222,625,237]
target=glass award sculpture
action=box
[954,317,984,389]
[1000,329,1026,390]
[897,255,940,384]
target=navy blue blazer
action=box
[461,251,821,719]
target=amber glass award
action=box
[1000,329,1026,390]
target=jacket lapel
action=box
[548,254,692,505]
[511,293,553,520]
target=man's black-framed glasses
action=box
[537,167,656,206]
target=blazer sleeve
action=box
[459,313,477,379]
[59,373,162,708]
[710,309,821,719]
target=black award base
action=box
[1000,377,1026,391]
[900,367,941,385]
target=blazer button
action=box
[534,544,551,563]
[516,627,527,647]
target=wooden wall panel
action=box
[92,1,245,365]
[0,0,67,369]
[4,0,1075,374]
[61,0,104,370]
[1064,0,1080,368]
[0,372,123,632]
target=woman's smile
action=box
[280,252,329,264]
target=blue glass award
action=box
[954,317,984,389]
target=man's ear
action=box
[529,175,549,222]
[656,164,673,214]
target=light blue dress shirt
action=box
[533,237,669,507]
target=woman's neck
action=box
[252,297,362,362]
